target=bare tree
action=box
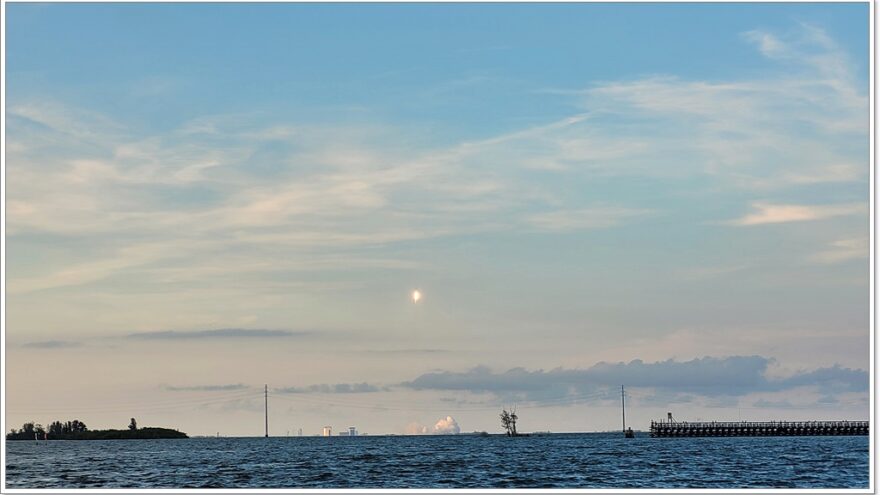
[500,408,519,436]
[500,409,512,436]
[509,407,518,436]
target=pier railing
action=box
[650,420,868,438]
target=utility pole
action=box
[265,384,269,438]
[621,385,626,433]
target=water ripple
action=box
[5,433,868,489]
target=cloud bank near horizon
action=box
[163,383,250,392]
[401,356,867,402]
[275,383,387,394]
[126,328,310,340]
[22,340,81,349]
[270,355,867,409]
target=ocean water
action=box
[5,433,869,489]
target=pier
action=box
[650,420,868,438]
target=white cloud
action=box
[742,31,788,59]
[580,326,867,373]
[679,264,750,281]
[433,416,461,434]
[8,101,126,142]
[526,207,653,232]
[403,357,867,402]
[404,416,461,435]
[743,23,857,83]
[4,24,867,302]
[729,202,865,226]
[404,422,430,435]
[810,237,869,264]
[8,242,185,294]
[780,163,864,185]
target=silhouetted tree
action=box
[500,410,512,436]
[500,408,519,436]
[7,417,187,441]
[509,408,518,436]
[5,423,33,440]
[48,421,64,436]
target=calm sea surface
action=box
[5,433,869,489]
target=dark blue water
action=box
[5,433,869,488]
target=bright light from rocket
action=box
[412,290,422,304]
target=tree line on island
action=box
[6,418,187,440]
[10,409,521,439]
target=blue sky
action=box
[5,3,870,436]
[7,4,869,135]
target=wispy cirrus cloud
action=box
[127,328,309,340]
[4,23,867,324]
[22,340,81,349]
[809,237,869,264]
[526,207,654,232]
[728,202,865,226]
[363,348,448,355]
[275,383,387,394]
[163,383,250,392]
[742,30,788,59]
[743,22,859,85]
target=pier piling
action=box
[649,420,868,438]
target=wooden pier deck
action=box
[650,420,868,438]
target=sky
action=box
[4,3,871,437]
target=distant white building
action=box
[322,426,332,437]
[348,426,357,437]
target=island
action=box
[6,418,187,440]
